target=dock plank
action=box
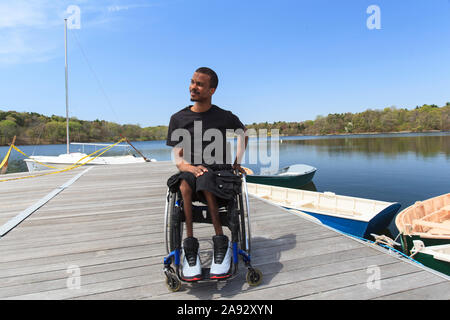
[0,161,448,300]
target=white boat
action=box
[24,151,151,172]
[24,19,155,172]
[246,182,401,238]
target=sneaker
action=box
[210,235,232,279]
[181,237,202,281]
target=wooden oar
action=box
[120,134,150,162]
[1,136,16,175]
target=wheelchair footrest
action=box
[201,267,211,279]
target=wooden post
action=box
[120,134,150,162]
[1,135,16,174]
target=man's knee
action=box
[202,190,217,201]
[179,179,192,195]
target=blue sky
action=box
[1,0,449,127]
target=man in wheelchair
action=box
[166,67,247,281]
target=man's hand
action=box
[187,165,208,177]
[174,147,208,177]
[232,163,246,175]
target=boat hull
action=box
[411,250,450,276]
[286,202,401,238]
[246,170,316,188]
[24,159,105,172]
[24,154,148,173]
[399,234,450,255]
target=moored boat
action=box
[395,193,450,257]
[24,151,151,172]
[246,183,401,238]
[410,241,450,276]
[245,164,317,188]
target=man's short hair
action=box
[195,67,218,89]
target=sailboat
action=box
[24,19,155,172]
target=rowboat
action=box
[245,164,317,188]
[410,241,450,276]
[246,183,401,238]
[395,193,450,257]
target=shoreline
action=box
[282,130,447,137]
[1,130,449,147]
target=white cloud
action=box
[0,1,45,28]
[0,0,153,66]
[0,1,70,65]
[107,3,154,12]
[108,5,130,12]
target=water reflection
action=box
[280,134,450,158]
[297,181,317,192]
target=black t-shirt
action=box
[166,105,246,165]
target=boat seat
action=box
[413,219,450,235]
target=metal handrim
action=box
[242,175,252,254]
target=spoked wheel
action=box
[246,267,263,286]
[164,190,183,254]
[165,272,182,292]
[238,175,252,255]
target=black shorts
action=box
[167,164,241,204]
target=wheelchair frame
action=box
[162,173,262,292]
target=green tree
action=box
[0,119,17,144]
[44,121,66,143]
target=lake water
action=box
[2,132,449,236]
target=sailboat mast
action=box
[64,18,70,154]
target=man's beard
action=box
[190,94,205,102]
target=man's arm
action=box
[233,129,248,173]
[173,147,208,177]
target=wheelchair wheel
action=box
[165,272,181,292]
[164,189,183,254]
[246,267,263,286]
[238,176,252,255]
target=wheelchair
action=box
[162,171,262,292]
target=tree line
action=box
[1,103,449,145]
[0,112,167,145]
[247,103,450,136]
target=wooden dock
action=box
[0,161,449,300]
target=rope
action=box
[339,230,423,266]
[0,138,126,182]
[71,30,121,124]
[12,145,59,169]
[370,233,401,247]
